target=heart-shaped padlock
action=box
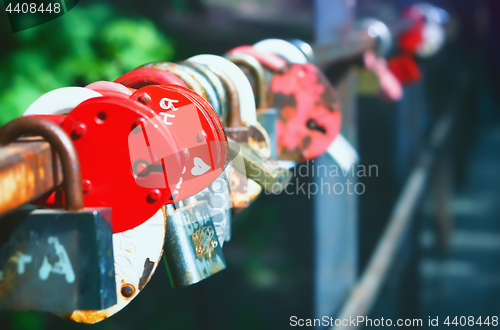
[129,84,228,202]
[23,88,177,322]
[229,45,342,162]
[30,96,186,233]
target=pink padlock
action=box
[364,50,403,102]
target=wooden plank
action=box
[0,138,62,216]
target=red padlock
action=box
[33,97,186,233]
[387,54,422,86]
[399,6,426,54]
[129,84,228,202]
[228,46,341,162]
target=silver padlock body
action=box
[194,169,233,245]
[164,200,226,287]
[0,206,116,312]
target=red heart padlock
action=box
[270,63,341,161]
[228,46,341,162]
[32,97,186,233]
[129,84,228,201]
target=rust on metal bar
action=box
[0,138,62,216]
[0,116,83,211]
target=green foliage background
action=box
[0,3,175,126]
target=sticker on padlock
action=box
[0,117,115,312]
[163,198,226,287]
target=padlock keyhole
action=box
[96,111,107,124]
[306,119,326,134]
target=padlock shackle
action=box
[0,116,84,211]
[227,45,288,73]
[225,53,268,109]
[139,62,207,100]
[115,68,188,89]
[203,64,241,129]
[181,60,228,125]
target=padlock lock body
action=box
[0,206,116,312]
[164,200,226,287]
[228,141,292,192]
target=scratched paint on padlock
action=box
[38,236,75,283]
[60,208,166,324]
[270,63,341,161]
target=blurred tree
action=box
[0,3,175,126]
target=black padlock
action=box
[0,117,116,312]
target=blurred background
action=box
[0,0,499,329]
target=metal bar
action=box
[311,17,414,67]
[0,138,62,216]
[312,31,376,66]
[331,107,456,330]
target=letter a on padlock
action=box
[0,117,116,312]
